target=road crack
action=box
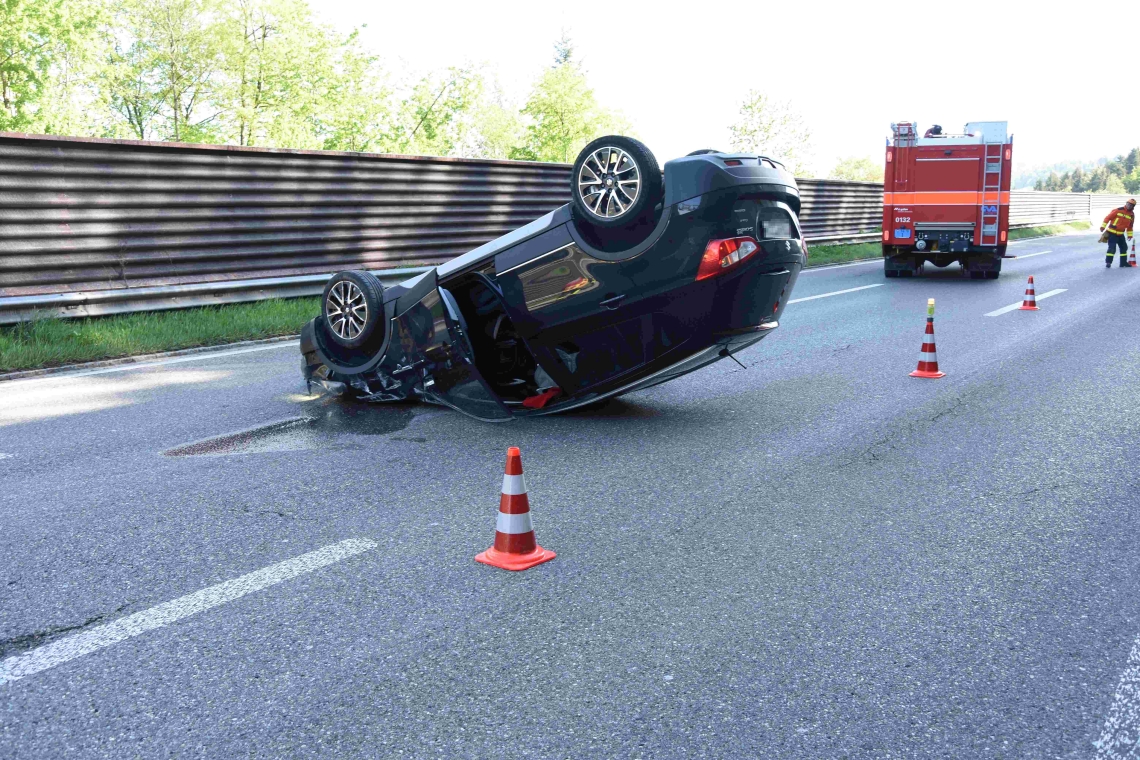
[0,603,131,659]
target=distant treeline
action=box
[1033,149,1140,194]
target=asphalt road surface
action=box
[2,232,1139,759]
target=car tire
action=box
[321,270,384,349]
[571,135,662,229]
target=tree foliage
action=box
[829,156,883,183]
[1033,148,1140,194]
[0,0,102,131]
[1,3,638,163]
[509,39,628,163]
[728,91,813,175]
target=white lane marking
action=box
[1010,250,1052,260]
[6,341,298,385]
[788,284,883,304]
[1094,633,1140,759]
[984,288,1067,317]
[0,538,376,687]
[800,259,882,273]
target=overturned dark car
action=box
[300,136,806,421]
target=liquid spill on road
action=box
[164,398,416,456]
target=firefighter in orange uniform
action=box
[1101,199,1135,268]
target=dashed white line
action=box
[788,284,883,304]
[984,288,1067,316]
[1010,250,1052,260]
[1094,634,1140,759]
[0,538,376,687]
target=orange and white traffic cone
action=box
[475,447,556,571]
[1129,246,1136,267]
[1018,275,1040,311]
[909,298,945,379]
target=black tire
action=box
[571,135,662,229]
[968,271,985,280]
[885,268,899,278]
[321,270,384,349]
[984,270,1000,279]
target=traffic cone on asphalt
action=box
[1129,247,1136,267]
[909,298,945,379]
[475,447,556,571]
[1019,275,1040,311]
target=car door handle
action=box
[600,294,626,310]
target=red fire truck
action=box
[882,121,1012,278]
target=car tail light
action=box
[695,237,760,281]
[723,159,743,166]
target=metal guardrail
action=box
[0,133,1126,323]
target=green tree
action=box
[0,0,102,131]
[214,0,342,148]
[728,91,813,175]
[511,38,627,163]
[386,66,482,156]
[828,156,883,183]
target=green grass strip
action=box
[0,297,319,372]
[1007,220,1090,240]
[806,241,884,267]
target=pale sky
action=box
[318,0,1134,177]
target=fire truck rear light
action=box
[887,151,893,163]
[1005,149,1011,160]
[696,237,760,281]
[883,231,890,241]
[1000,230,1007,242]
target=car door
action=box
[493,225,648,394]
[393,278,512,421]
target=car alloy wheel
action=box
[326,280,369,341]
[578,146,642,221]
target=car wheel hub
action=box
[578,146,641,220]
[325,280,369,341]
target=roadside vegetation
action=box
[1007,220,1090,240]
[0,298,318,372]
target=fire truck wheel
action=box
[884,269,899,278]
[984,271,999,279]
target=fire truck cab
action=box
[883,121,1012,279]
